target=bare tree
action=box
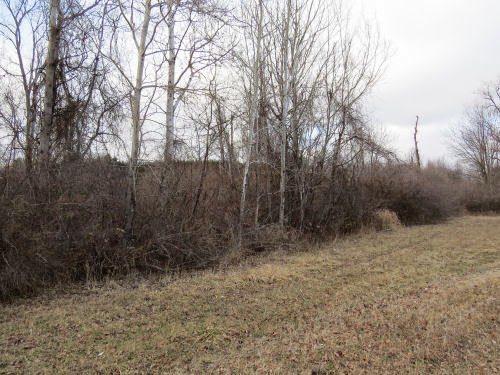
[414,115,421,169]
[0,0,45,171]
[259,0,386,228]
[451,98,500,187]
[164,0,176,160]
[162,0,231,161]
[481,81,500,146]
[39,0,62,165]
[0,89,25,164]
[278,0,291,229]
[108,0,155,235]
[0,0,122,170]
[238,0,264,248]
[53,0,123,160]
[27,0,101,167]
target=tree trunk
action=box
[239,0,263,249]
[279,0,292,228]
[126,0,152,236]
[24,86,37,173]
[164,0,175,161]
[414,115,421,169]
[40,0,61,166]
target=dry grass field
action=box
[1,216,499,374]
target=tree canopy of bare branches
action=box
[451,81,500,187]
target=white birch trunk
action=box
[239,0,264,249]
[164,0,175,161]
[126,0,152,235]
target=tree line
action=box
[0,0,498,300]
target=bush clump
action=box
[0,157,496,301]
[368,163,462,225]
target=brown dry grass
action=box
[372,209,402,231]
[1,216,499,374]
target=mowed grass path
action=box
[1,216,499,374]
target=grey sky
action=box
[359,0,500,163]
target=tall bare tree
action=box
[162,0,231,161]
[0,0,45,171]
[414,115,421,168]
[39,0,62,165]
[108,0,154,235]
[239,0,264,248]
[481,81,500,146]
[277,0,291,228]
[51,1,121,160]
[164,0,176,161]
[451,89,500,187]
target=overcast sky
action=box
[357,0,500,163]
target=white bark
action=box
[125,0,152,235]
[239,0,263,249]
[164,0,175,161]
[0,0,44,171]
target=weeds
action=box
[0,215,498,374]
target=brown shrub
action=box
[0,159,244,301]
[367,163,463,225]
[0,156,480,301]
[460,184,500,213]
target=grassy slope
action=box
[0,216,499,374]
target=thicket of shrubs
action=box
[369,163,463,225]
[0,157,498,301]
